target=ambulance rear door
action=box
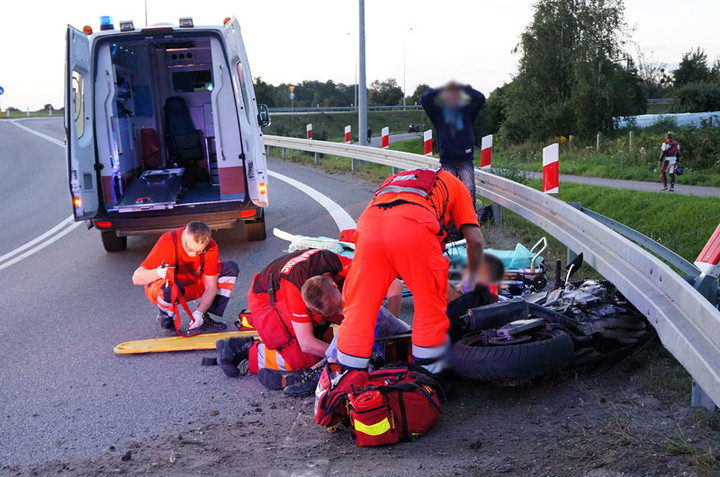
[222,18,268,207]
[65,25,99,220]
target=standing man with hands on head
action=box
[421,81,485,206]
[132,221,238,334]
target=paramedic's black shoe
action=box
[157,311,175,330]
[216,337,254,377]
[198,316,227,333]
[669,187,675,192]
[283,366,324,398]
[257,368,303,390]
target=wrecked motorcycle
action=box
[450,254,657,382]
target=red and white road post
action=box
[345,125,352,144]
[423,129,433,156]
[381,127,389,148]
[480,134,493,170]
[543,143,559,196]
[696,224,720,279]
[306,124,312,140]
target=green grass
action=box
[264,110,427,141]
[0,112,61,119]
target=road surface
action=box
[0,118,373,465]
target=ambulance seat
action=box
[164,96,205,165]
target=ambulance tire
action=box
[450,328,574,382]
[101,231,128,252]
[245,214,267,242]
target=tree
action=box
[501,0,643,141]
[673,82,720,112]
[407,83,431,105]
[253,77,277,107]
[673,48,712,88]
[43,103,55,111]
[368,79,403,106]
[636,49,672,98]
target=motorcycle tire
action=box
[450,328,574,382]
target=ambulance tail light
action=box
[73,197,82,209]
[96,221,113,228]
[240,210,256,219]
[259,183,267,195]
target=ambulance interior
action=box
[94,34,245,212]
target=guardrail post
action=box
[315,152,320,165]
[268,145,273,156]
[282,147,287,159]
[492,203,502,226]
[352,159,357,171]
[629,130,634,149]
[596,133,601,151]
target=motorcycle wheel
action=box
[450,329,574,382]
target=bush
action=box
[672,82,720,113]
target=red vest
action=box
[252,249,345,294]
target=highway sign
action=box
[290,93,295,100]
[0,86,4,95]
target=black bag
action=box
[674,165,684,175]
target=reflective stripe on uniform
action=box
[376,185,430,197]
[412,342,448,360]
[218,276,236,284]
[337,350,370,370]
[256,343,292,371]
[217,288,232,297]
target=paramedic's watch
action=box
[189,310,205,330]
[157,265,168,280]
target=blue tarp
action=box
[615,111,720,129]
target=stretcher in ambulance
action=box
[65,16,270,251]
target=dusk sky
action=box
[0,0,718,109]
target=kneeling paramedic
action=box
[337,168,484,374]
[132,221,237,333]
[216,250,351,383]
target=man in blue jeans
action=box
[421,81,485,206]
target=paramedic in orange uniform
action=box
[245,249,352,374]
[337,168,484,373]
[132,221,237,333]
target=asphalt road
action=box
[0,118,375,466]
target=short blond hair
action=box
[185,221,211,245]
[301,275,338,314]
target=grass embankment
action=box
[264,110,427,141]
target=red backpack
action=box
[314,363,442,447]
[374,168,441,199]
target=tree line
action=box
[255,0,720,145]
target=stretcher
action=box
[113,330,259,354]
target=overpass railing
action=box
[263,135,720,409]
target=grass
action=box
[665,425,719,475]
[0,111,61,119]
[264,110,427,141]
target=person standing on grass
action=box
[659,132,681,192]
[421,81,485,206]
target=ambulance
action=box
[65,16,270,251]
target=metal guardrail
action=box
[263,135,720,408]
[268,105,422,113]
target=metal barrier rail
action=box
[263,135,720,407]
[268,105,423,113]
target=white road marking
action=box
[10,120,65,147]
[0,221,81,271]
[268,170,357,230]
[2,120,356,271]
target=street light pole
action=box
[358,0,367,154]
[403,27,413,110]
[347,32,358,110]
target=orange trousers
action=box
[337,204,449,370]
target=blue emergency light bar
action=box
[100,16,114,31]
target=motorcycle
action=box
[449,254,657,382]
[408,123,422,133]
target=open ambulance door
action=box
[223,18,269,208]
[65,25,99,220]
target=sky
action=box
[0,0,718,110]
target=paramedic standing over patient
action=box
[421,81,485,205]
[336,168,484,374]
[659,132,681,192]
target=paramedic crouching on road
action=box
[132,221,238,333]
[421,81,485,204]
[336,168,484,374]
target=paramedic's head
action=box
[182,221,211,256]
[301,275,343,317]
[441,81,463,108]
[666,131,674,140]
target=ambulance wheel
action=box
[449,328,574,382]
[101,231,127,252]
[245,214,267,242]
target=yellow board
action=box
[114,330,259,355]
